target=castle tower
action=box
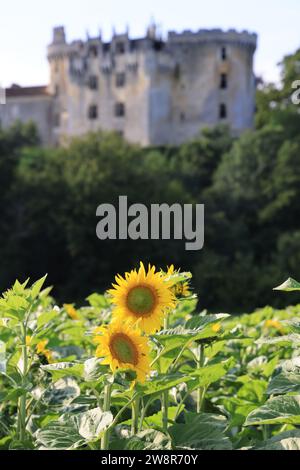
[146,29,257,145]
[47,26,70,143]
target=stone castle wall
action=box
[1,26,257,146]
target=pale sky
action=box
[0,0,299,88]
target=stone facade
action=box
[1,86,53,144]
[0,25,257,146]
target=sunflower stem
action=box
[139,397,152,431]
[131,394,140,436]
[106,393,138,433]
[101,383,112,450]
[175,391,189,420]
[162,316,170,432]
[162,390,169,433]
[150,347,166,367]
[262,424,270,441]
[18,322,28,443]
[196,344,205,413]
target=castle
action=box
[1,25,257,146]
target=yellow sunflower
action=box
[166,265,192,299]
[94,319,150,383]
[64,303,80,320]
[173,282,191,298]
[36,339,54,363]
[212,323,222,333]
[264,319,284,334]
[108,262,176,333]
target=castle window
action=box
[219,103,227,119]
[130,40,138,52]
[115,102,125,117]
[153,40,164,52]
[103,43,110,53]
[89,76,98,90]
[220,73,227,89]
[89,45,98,57]
[88,105,98,119]
[54,85,59,96]
[180,112,185,122]
[116,72,126,87]
[221,47,227,61]
[116,42,125,54]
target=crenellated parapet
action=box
[167,28,257,51]
[48,25,257,68]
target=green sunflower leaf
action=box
[111,429,172,451]
[41,362,84,381]
[245,395,300,426]
[152,316,227,352]
[169,412,232,450]
[136,373,195,396]
[253,430,300,450]
[188,357,235,390]
[274,277,300,292]
[36,407,113,449]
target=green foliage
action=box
[274,277,300,292]
[1,272,300,450]
[253,431,300,450]
[36,407,113,450]
[245,395,300,426]
[0,276,47,320]
[169,413,232,450]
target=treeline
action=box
[1,48,300,313]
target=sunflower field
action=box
[1,263,300,451]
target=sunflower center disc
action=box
[127,286,156,316]
[110,334,137,364]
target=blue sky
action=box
[0,0,299,87]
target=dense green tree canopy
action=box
[1,48,300,312]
